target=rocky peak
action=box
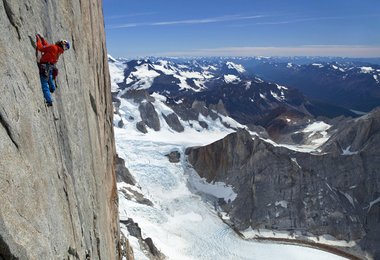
[186,112,380,258]
[322,107,380,154]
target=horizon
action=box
[108,54,380,61]
[103,0,380,58]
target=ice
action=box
[116,130,347,260]
[368,197,380,212]
[312,63,324,68]
[245,81,252,90]
[187,168,237,202]
[360,66,374,73]
[151,92,167,102]
[302,121,331,133]
[373,75,379,83]
[153,61,176,75]
[270,90,285,101]
[179,70,204,79]
[173,74,193,90]
[254,77,264,83]
[341,146,358,155]
[224,74,241,83]
[128,64,160,89]
[276,84,288,90]
[226,61,246,73]
[342,192,355,207]
[107,54,117,62]
[291,158,301,169]
[275,200,288,208]
[108,59,125,92]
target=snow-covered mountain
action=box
[113,56,380,115]
[110,56,355,142]
[110,55,380,259]
[115,58,247,93]
[187,107,380,259]
[243,59,380,112]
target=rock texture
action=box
[187,109,380,259]
[138,102,160,131]
[165,150,181,163]
[0,1,121,259]
[162,113,184,133]
[120,219,165,260]
[115,154,136,185]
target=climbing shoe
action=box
[46,102,53,107]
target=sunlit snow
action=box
[341,146,358,155]
[224,74,241,83]
[312,63,324,68]
[115,128,346,260]
[108,58,126,92]
[226,61,246,73]
[360,66,374,74]
[373,75,379,83]
[110,57,348,260]
[128,64,160,89]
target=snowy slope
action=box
[115,129,346,260]
[121,59,220,92]
[110,56,332,152]
[108,55,126,92]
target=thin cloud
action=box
[156,45,380,58]
[256,17,340,25]
[107,14,265,29]
[108,23,138,29]
[152,15,264,26]
[256,14,380,25]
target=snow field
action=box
[115,128,347,260]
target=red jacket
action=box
[37,37,64,64]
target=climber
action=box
[36,34,70,106]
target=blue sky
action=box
[103,0,380,58]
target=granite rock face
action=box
[187,110,380,258]
[0,1,121,259]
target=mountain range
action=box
[110,55,380,259]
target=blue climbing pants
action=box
[39,64,56,104]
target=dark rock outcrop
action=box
[115,154,136,185]
[136,121,148,133]
[121,89,155,103]
[119,186,153,207]
[162,113,184,132]
[120,219,165,260]
[165,151,181,163]
[139,102,161,131]
[0,0,122,259]
[187,109,380,258]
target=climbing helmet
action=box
[58,40,70,50]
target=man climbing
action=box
[36,34,70,106]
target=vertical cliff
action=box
[0,0,119,259]
[187,109,380,259]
